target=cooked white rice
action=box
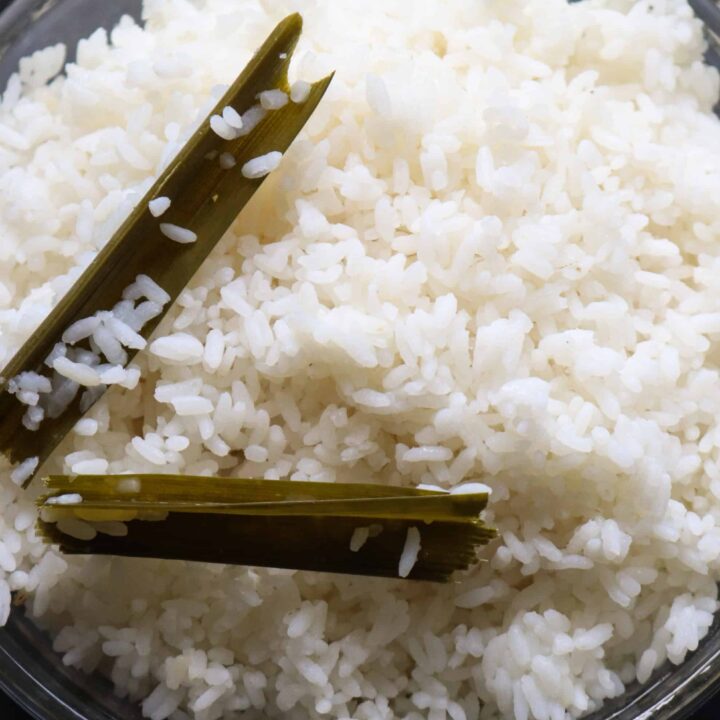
[241,151,283,179]
[8,456,38,486]
[1,1,720,719]
[45,493,83,506]
[52,356,102,387]
[148,196,171,218]
[398,526,422,578]
[237,105,267,137]
[159,223,198,245]
[209,113,237,141]
[349,525,371,552]
[258,89,289,110]
[221,105,243,130]
[290,80,312,104]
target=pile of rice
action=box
[1,0,720,718]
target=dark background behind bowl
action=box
[0,0,719,718]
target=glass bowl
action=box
[0,1,719,719]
